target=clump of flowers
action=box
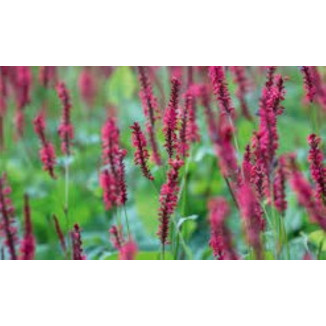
[0,173,18,260]
[56,82,74,155]
[100,117,127,210]
[157,158,184,249]
[20,194,36,260]
[163,77,181,158]
[130,122,154,180]
[208,197,238,260]
[71,224,86,260]
[33,113,56,178]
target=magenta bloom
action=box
[230,66,252,120]
[20,194,36,260]
[237,183,265,259]
[301,66,316,103]
[273,156,287,214]
[157,158,184,247]
[209,66,235,117]
[33,113,56,178]
[208,197,238,260]
[39,66,57,88]
[163,77,181,158]
[100,118,127,209]
[137,67,161,165]
[0,174,18,260]
[308,134,326,201]
[56,82,74,155]
[130,122,154,180]
[178,91,192,158]
[78,68,96,107]
[15,66,31,110]
[71,224,86,260]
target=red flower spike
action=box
[130,122,154,181]
[157,158,184,246]
[0,174,18,260]
[163,77,181,158]
[78,68,96,107]
[301,66,316,103]
[33,113,56,179]
[56,82,74,155]
[20,194,36,260]
[39,66,57,88]
[71,224,86,260]
[208,197,238,260]
[273,156,288,214]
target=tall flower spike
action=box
[307,134,326,201]
[178,91,192,157]
[209,66,235,118]
[53,215,67,254]
[33,113,56,178]
[208,197,238,260]
[137,66,161,165]
[78,68,96,107]
[273,156,287,215]
[39,66,57,88]
[157,158,184,247]
[237,183,265,259]
[20,194,36,260]
[163,77,181,158]
[130,122,154,180]
[230,66,252,120]
[0,174,18,260]
[301,66,316,103]
[56,82,74,155]
[71,224,86,260]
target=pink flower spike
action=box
[301,66,316,103]
[71,224,86,260]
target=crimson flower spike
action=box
[273,156,288,215]
[157,158,184,249]
[53,215,67,254]
[100,117,127,210]
[178,91,192,158]
[56,82,74,155]
[209,66,235,118]
[39,66,57,88]
[163,77,181,158]
[78,68,96,107]
[208,197,238,260]
[0,173,18,260]
[20,194,36,260]
[33,113,56,179]
[109,225,138,260]
[71,224,86,260]
[237,182,265,260]
[301,66,317,103]
[307,134,326,202]
[137,67,162,165]
[230,66,252,120]
[130,122,154,181]
[288,155,326,230]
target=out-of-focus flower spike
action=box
[71,224,86,260]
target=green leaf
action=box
[309,230,326,251]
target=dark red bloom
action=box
[100,118,127,209]
[208,197,238,260]
[20,194,36,260]
[137,67,161,165]
[78,68,96,107]
[33,113,56,178]
[71,224,86,260]
[308,134,326,201]
[39,66,57,88]
[53,215,67,254]
[288,156,326,230]
[237,182,265,259]
[0,174,18,260]
[178,91,192,158]
[273,156,287,214]
[230,66,252,120]
[130,122,154,180]
[157,158,184,246]
[163,77,181,158]
[209,66,235,118]
[301,66,316,103]
[15,66,32,110]
[56,82,74,155]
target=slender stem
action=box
[64,155,70,230]
[123,205,131,239]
